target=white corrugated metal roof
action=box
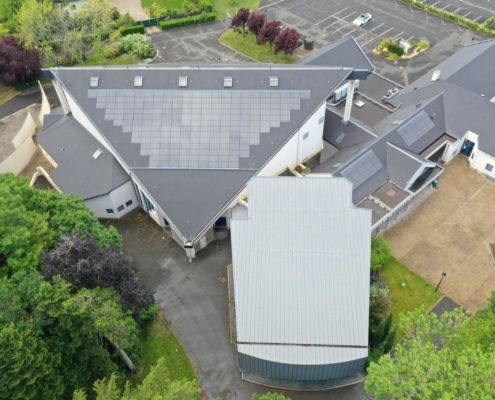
[231,176,371,364]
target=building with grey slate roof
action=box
[38,63,356,258]
[231,176,371,384]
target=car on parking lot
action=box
[352,13,372,27]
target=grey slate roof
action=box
[49,64,352,241]
[297,37,374,74]
[333,94,446,204]
[232,177,371,365]
[37,111,129,199]
[386,143,429,189]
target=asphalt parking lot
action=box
[257,0,488,84]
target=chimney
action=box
[342,80,356,123]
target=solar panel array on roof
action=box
[340,149,382,188]
[88,89,308,169]
[397,110,434,146]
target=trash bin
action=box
[304,40,314,50]
[432,179,439,188]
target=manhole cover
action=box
[218,277,227,283]
[186,273,194,279]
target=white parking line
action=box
[432,1,440,6]
[458,0,495,14]
[316,7,347,25]
[473,15,482,21]
[441,4,451,10]
[257,0,287,11]
[369,22,385,32]
[323,11,357,30]
[452,8,460,13]
[379,27,395,36]
[462,11,471,18]
[392,31,405,39]
[406,35,415,41]
[361,36,380,46]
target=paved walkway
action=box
[385,157,495,313]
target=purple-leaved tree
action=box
[0,36,41,86]
[230,7,250,34]
[247,12,266,36]
[274,28,300,55]
[257,20,282,46]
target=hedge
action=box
[120,25,145,36]
[160,13,216,30]
[400,0,495,37]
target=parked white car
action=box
[352,13,372,27]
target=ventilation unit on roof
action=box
[90,77,99,87]
[269,76,279,87]
[134,76,143,87]
[224,76,233,88]
[92,149,103,160]
[179,76,188,87]
[431,70,441,82]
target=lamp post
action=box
[435,272,447,292]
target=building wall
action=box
[238,352,366,381]
[259,103,326,176]
[471,149,495,179]
[85,180,137,219]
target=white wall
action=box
[471,150,495,179]
[0,113,37,175]
[259,103,326,176]
[85,180,137,219]
[443,141,459,163]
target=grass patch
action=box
[490,243,495,260]
[141,0,185,14]
[0,83,19,107]
[380,257,443,342]
[220,30,296,64]
[212,0,260,19]
[128,316,199,392]
[84,53,143,66]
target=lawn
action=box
[141,0,186,14]
[380,257,443,342]
[212,0,261,19]
[128,316,200,394]
[84,53,143,66]
[220,30,296,63]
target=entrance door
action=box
[461,139,475,157]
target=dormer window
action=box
[134,76,143,87]
[224,77,233,88]
[179,76,188,87]
[90,77,99,87]
[269,76,279,87]
[92,149,102,160]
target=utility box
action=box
[304,40,314,50]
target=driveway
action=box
[109,212,371,400]
[385,157,495,313]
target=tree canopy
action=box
[0,35,41,86]
[257,20,282,46]
[231,8,250,34]
[274,28,300,55]
[72,357,200,400]
[0,173,120,276]
[0,270,139,398]
[365,306,495,399]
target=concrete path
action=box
[106,0,149,21]
[430,296,463,319]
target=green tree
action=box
[0,324,64,400]
[365,306,495,399]
[0,0,23,30]
[14,0,61,63]
[0,173,120,276]
[370,235,392,271]
[73,357,200,400]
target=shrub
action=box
[114,13,135,29]
[417,39,430,50]
[160,12,216,30]
[120,24,145,36]
[147,2,165,18]
[274,28,300,55]
[119,33,155,58]
[247,12,265,36]
[139,303,160,322]
[183,0,195,13]
[257,20,282,45]
[199,0,212,11]
[0,36,41,86]
[103,42,122,58]
[387,42,404,57]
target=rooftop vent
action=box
[269,76,279,87]
[134,76,143,87]
[431,70,441,82]
[224,76,233,88]
[179,76,188,87]
[90,77,99,87]
[92,149,103,160]
[490,96,495,103]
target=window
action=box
[126,200,133,207]
[303,132,309,140]
[163,218,170,226]
[106,209,114,214]
[336,132,346,144]
[142,192,155,213]
[486,163,493,172]
[318,116,325,125]
[117,205,124,212]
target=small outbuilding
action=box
[231,176,371,386]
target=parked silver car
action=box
[352,13,372,27]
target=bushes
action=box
[160,12,216,30]
[119,33,155,58]
[120,24,145,36]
